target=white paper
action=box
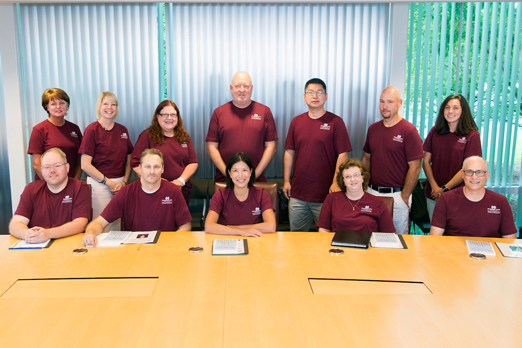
[370,232,403,249]
[124,231,158,244]
[466,240,496,256]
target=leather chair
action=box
[378,196,394,217]
[214,181,279,230]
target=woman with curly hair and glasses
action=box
[131,100,198,205]
[317,159,395,233]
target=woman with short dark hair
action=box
[28,88,83,181]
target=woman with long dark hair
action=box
[422,94,482,220]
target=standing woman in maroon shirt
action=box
[28,88,83,181]
[131,100,198,205]
[79,92,133,232]
[422,94,482,221]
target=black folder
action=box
[331,229,372,249]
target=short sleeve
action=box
[27,126,45,155]
[431,195,448,230]
[205,110,220,143]
[187,140,199,164]
[209,189,225,214]
[423,127,435,153]
[404,126,424,162]
[333,118,352,154]
[260,189,275,212]
[316,193,334,231]
[78,125,96,156]
[72,183,92,221]
[464,131,482,158]
[14,185,35,219]
[264,109,279,142]
[500,197,516,236]
[377,202,396,232]
[131,131,151,168]
[100,188,126,223]
[284,119,296,150]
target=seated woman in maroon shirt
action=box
[131,100,198,205]
[205,152,276,237]
[317,159,395,233]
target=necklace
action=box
[347,194,363,211]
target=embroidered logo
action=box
[162,196,173,205]
[319,123,331,131]
[457,137,467,144]
[62,195,72,204]
[392,135,403,143]
[181,143,188,148]
[70,131,78,138]
[251,114,262,120]
[361,205,372,213]
[121,133,128,139]
[487,206,500,214]
[252,207,261,216]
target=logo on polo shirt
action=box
[251,114,262,120]
[393,135,403,143]
[181,143,188,148]
[62,195,72,204]
[320,123,331,131]
[361,205,372,213]
[252,207,261,216]
[121,133,128,139]
[70,131,78,138]
[457,137,467,144]
[162,196,173,205]
[487,206,500,214]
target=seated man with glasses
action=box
[430,156,516,238]
[9,148,91,243]
[206,71,278,183]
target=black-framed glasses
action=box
[463,170,487,177]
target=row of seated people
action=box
[9,147,516,245]
[20,71,502,238]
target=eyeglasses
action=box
[305,90,326,96]
[159,113,178,119]
[463,170,487,177]
[344,173,362,180]
[42,163,65,171]
[233,85,252,91]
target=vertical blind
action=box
[405,2,522,223]
[18,2,390,181]
[0,53,13,232]
[163,3,391,178]
[19,3,160,181]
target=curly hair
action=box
[435,94,478,135]
[336,159,370,192]
[147,100,191,145]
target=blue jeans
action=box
[288,197,323,232]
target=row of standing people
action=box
[27,71,485,235]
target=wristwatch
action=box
[442,185,449,192]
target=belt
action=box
[369,184,402,194]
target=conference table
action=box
[0,232,521,348]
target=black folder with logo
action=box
[331,229,372,249]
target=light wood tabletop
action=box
[0,232,521,348]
